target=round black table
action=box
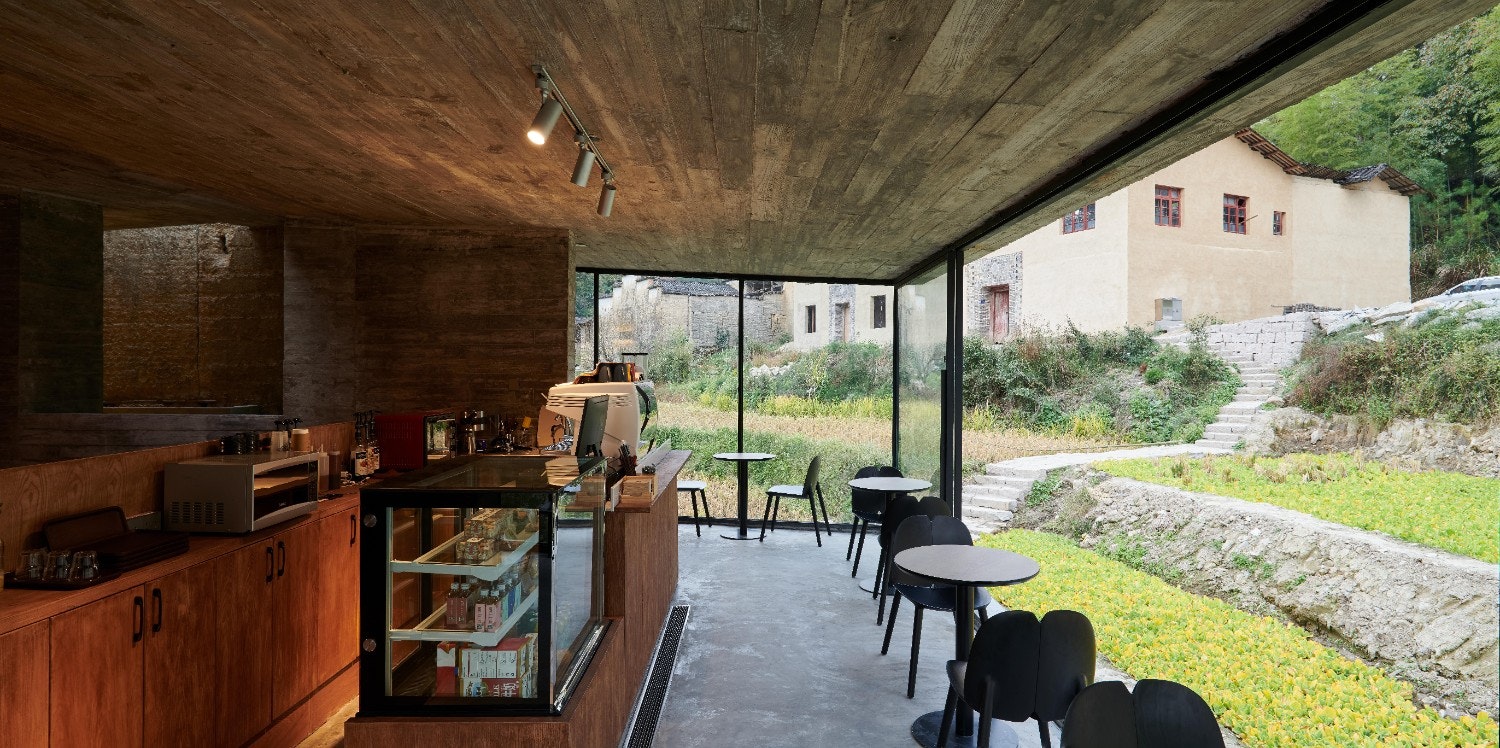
[894,545,1040,748]
[848,476,932,594]
[712,452,776,540]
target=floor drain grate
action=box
[625,604,690,748]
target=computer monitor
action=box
[575,395,608,458]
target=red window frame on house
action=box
[1062,203,1096,234]
[1154,186,1182,227]
[1272,211,1286,236]
[1223,194,1248,234]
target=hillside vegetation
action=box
[963,324,1239,443]
[1287,306,1500,425]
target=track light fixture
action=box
[571,133,595,187]
[526,64,619,216]
[597,176,617,217]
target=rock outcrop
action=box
[1241,407,1500,478]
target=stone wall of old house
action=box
[104,222,284,411]
[355,226,573,420]
[963,251,1022,339]
[598,277,783,357]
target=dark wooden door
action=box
[989,285,1010,340]
[214,542,276,746]
[144,562,219,748]
[1,621,50,748]
[272,520,323,716]
[50,587,145,748]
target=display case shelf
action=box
[389,588,539,647]
[390,529,538,581]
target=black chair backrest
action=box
[878,495,924,549]
[1060,681,1137,748]
[802,455,822,497]
[964,610,1040,722]
[1034,609,1096,722]
[929,515,973,546]
[917,495,951,518]
[1060,679,1223,748]
[1133,679,1225,748]
[850,465,902,515]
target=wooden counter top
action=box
[0,486,363,635]
[613,450,689,512]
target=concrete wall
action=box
[1017,189,1130,331]
[282,222,358,426]
[13,192,105,413]
[1290,177,1411,307]
[355,227,573,420]
[103,223,284,411]
[1125,137,1295,327]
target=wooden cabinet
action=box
[315,508,361,685]
[49,587,145,748]
[214,542,276,747]
[271,519,324,717]
[144,561,219,748]
[0,621,50,748]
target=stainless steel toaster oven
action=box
[164,452,321,533]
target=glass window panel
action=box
[897,264,948,489]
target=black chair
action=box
[936,610,1041,748]
[936,609,1098,748]
[917,495,952,518]
[848,465,903,576]
[881,515,992,698]
[872,494,924,624]
[675,479,714,537]
[1059,679,1225,748]
[759,455,832,546]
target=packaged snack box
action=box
[435,641,460,696]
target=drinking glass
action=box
[19,548,46,580]
[46,551,71,581]
[73,551,99,581]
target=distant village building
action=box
[965,128,1419,336]
[590,276,785,364]
[782,283,894,350]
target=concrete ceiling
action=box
[0,0,1489,280]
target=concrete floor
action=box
[654,524,1075,748]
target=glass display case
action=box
[358,454,608,716]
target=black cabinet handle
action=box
[132,595,144,644]
[277,540,286,578]
[151,588,163,634]
[265,545,275,583]
[350,513,357,546]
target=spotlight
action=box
[527,94,563,145]
[597,180,617,217]
[571,135,595,187]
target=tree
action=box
[1257,6,1500,298]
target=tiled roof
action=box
[648,277,737,296]
[1234,129,1424,196]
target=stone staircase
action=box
[960,341,1280,534]
[1194,352,1281,450]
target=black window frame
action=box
[872,295,887,329]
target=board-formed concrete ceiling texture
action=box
[0,0,1488,280]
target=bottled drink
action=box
[444,581,463,627]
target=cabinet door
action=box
[50,587,145,748]
[271,520,323,716]
[144,562,218,748]
[315,508,361,685]
[214,542,276,747]
[0,621,49,748]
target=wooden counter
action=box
[345,450,689,748]
[0,483,366,748]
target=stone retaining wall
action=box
[1082,476,1499,714]
[1201,312,1317,368]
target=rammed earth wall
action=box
[1080,475,1499,715]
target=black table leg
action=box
[721,459,754,540]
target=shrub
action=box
[1098,453,1499,562]
[979,529,1499,747]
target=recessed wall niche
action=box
[103,223,284,414]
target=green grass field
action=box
[979,529,1498,748]
[1097,453,1500,562]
